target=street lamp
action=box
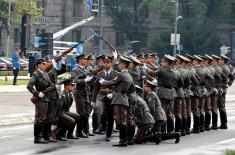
[171,0,182,56]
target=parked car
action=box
[7,58,28,70]
[0,62,6,70]
[0,57,13,70]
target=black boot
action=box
[174,117,182,133]
[191,116,200,133]
[167,118,174,133]
[127,125,135,145]
[181,118,187,136]
[113,125,127,147]
[211,112,218,130]
[67,124,79,139]
[219,111,228,129]
[200,114,205,132]
[154,132,162,145]
[186,117,191,135]
[161,132,180,144]
[34,123,49,144]
[204,112,211,131]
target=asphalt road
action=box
[0,86,235,155]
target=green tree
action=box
[104,0,149,47]
[0,0,42,34]
[145,0,235,55]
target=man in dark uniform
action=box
[27,58,52,144]
[99,56,134,147]
[57,78,80,140]
[71,54,94,138]
[91,56,118,140]
[219,55,234,129]
[45,57,67,142]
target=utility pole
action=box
[99,0,104,54]
[173,0,179,56]
[7,0,11,58]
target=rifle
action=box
[44,35,96,72]
[31,85,56,104]
[89,28,119,55]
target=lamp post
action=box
[171,0,182,56]
[6,0,11,58]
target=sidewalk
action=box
[0,85,28,93]
[0,76,30,81]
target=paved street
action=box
[0,85,235,155]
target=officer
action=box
[130,85,155,144]
[128,55,141,85]
[91,56,118,140]
[174,55,189,136]
[71,54,94,138]
[185,54,200,134]
[211,54,223,130]
[45,57,67,142]
[219,55,234,129]
[149,55,177,134]
[99,56,135,147]
[57,78,80,140]
[27,58,52,144]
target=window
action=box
[94,31,100,47]
[0,29,1,45]
[41,29,46,34]
[14,28,20,43]
[140,5,149,18]
[73,0,83,17]
[72,30,81,42]
[36,29,40,36]
[116,32,125,47]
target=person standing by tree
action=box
[12,47,22,85]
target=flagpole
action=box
[99,0,104,54]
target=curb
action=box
[0,114,34,127]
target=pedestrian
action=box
[12,47,22,85]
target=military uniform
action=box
[27,59,53,144]
[57,85,80,139]
[71,55,92,138]
[219,55,234,129]
[100,56,134,147]
[131,91,155,144]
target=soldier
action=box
[211,54,223,130]
[128,55,141,85]
[57,78,80,140]
[99,56,135,147]
[219,55,234,129]
[130,85,155,144]
[149,55,177,134]
[91,56,118,140]
[27,58,52,144]
[204,54,215,131]
[174,55,189,136]
[45,58,66,142]
[71,54,94,138]
[185,54,200,134]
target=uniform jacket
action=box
[58,91,73,115]
[102,69,134,107]
[27,69,53,102]
[145,92,167,122]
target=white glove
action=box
[61,57,66,65]
[91,101,96,108]
[13,67,16,70]
[52,59,58,70]
[141,75,146,79]
[85,76,94,82]
[55,84,60,91]
[107,93,113,99]
[38,92,44,98]
[142,64,148,69]
[99,78,105,84]
[113,50,118,59]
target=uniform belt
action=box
[99,88,113,93]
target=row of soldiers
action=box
[27,51,234,147]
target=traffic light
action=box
[38,33,53,55]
